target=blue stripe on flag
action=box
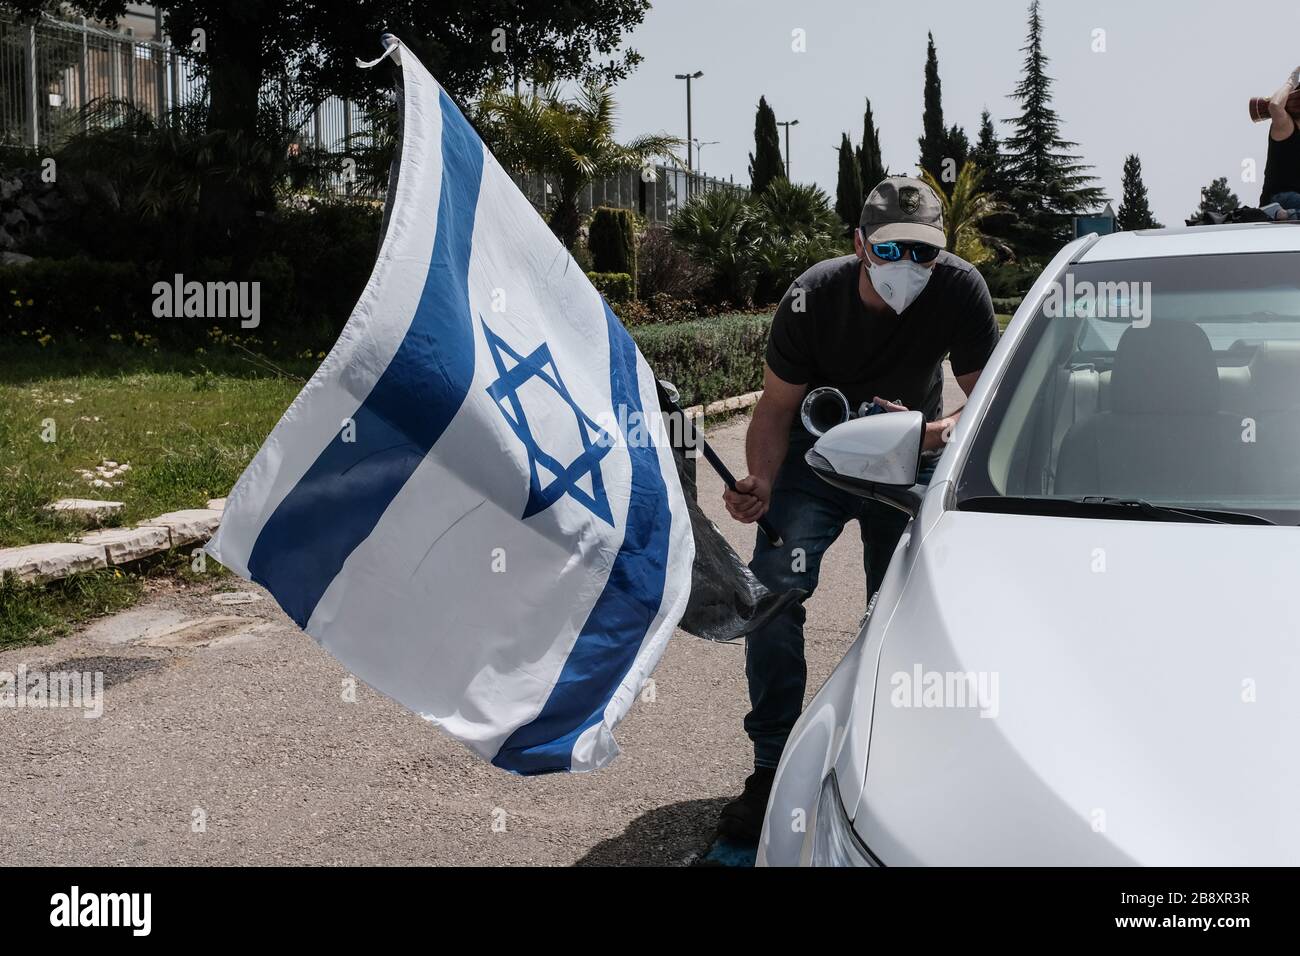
[246,89,483,626]
[492,301,673,774]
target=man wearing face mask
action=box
[713,176,999,849]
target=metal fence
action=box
[1,12,741,215]
[0,13,366,167]
[512,165,745,225]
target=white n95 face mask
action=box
[867,259,933,314]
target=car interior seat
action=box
[1054,323,1245,499]
[1245,341,1300,496]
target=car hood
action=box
[854,510,1300,865]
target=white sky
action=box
[610,0,1300,225]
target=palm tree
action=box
[671,178,846,306]
[479,81,682,249]
[669,189,757,305]
[920,163,1008,265]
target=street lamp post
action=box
[692,139,719,172]
[676,70,707,170]
[776,119,800,178]
[674,70,703,199]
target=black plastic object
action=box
[655,381,805,643]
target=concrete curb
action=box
[0,499,226,585]
[0,388,762,586]
[683,389,761,422]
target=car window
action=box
[956,251,1300,524]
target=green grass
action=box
[997,313,1013,332]
[0,342,317,549]
[0,567,143,650]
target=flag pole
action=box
[657,381,783,548]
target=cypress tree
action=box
[857,97,887,193]
[1002,0,1103,255]
[748,96,785,195]
[917,33,948,185]
[972,110,1003,190]
[1116,154,1161,230]
[835,132,863,233]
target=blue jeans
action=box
[1270,192,1300,213]
[744,433,933,769]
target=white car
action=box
[758,222,1300,866]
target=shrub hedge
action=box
[631,312,771,408]
[586,271,634,302]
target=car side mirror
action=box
[804,411,926,517]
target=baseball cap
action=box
[859,176,946,247]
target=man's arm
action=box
[874,367,980,451]
[723,365,804,523]
[1269,67,1299,141]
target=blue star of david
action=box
[482,318,615,526]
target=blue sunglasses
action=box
[869,240,941,264]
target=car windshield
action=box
[956,251,1300,525]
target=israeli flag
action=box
[206,38,693,774]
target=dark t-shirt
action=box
[765,252,999,429]
[1261,127,1300,205]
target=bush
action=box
[612,292,702,328]
[991,296,1024,315]
[588,206,636,280]
[632,312,771,407]
[0,197,382,355]
[587,271,634,302]
[1,257,148,342]
[671,180,845,308]
[978,259,1042,299]
[636,226,705,301]
[266,198,382,344]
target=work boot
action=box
[714,767,776,844]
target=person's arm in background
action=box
[1269,66,1299,141]
[724,366,804,523]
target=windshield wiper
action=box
[959,495,1275,525]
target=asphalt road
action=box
[0,368,964,866]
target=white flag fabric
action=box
[206,38,693,774]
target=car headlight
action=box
[811,772,881,867]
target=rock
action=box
[211,590,262,606]
[141,508,223,546]
[44,498,124,521]
[78,526,171,565]
[0,251,33,266]
[206,497,227,511]
[0,542,108,583]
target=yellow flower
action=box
[25,299,33,306]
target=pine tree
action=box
[1002,0,1103,255]
[1116,154,1161,230]
[917,33,948,185]
[835,132,863,234]
[1190,177,1241,222]
[856,97,887,193]
[748,96,785,195]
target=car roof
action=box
[1075,222,1300,263]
